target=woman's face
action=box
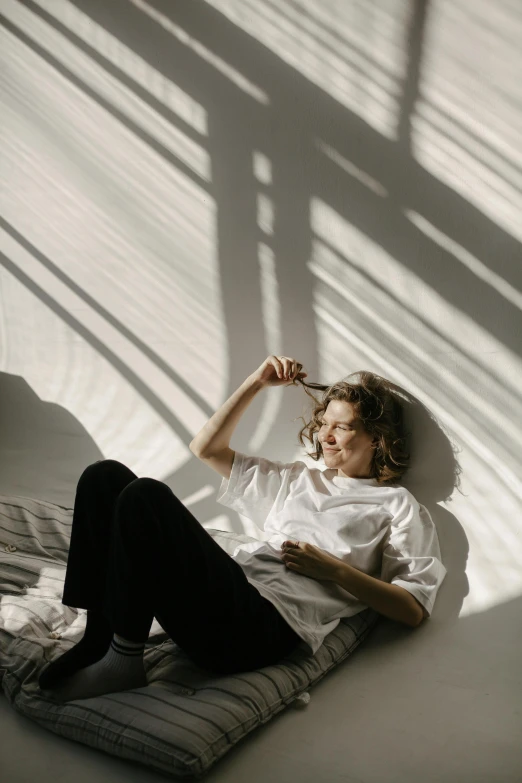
[318,400,377,478]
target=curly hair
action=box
[294,371,410,485]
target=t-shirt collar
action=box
[327,470,380,487]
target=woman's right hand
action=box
[251,356,308,387]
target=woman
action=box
[39,356,446,701]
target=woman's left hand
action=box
[281,540,340,582]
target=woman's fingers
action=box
[274,356,305,381]
[272,356,284,378]
[285,359,293,379]
[279,358,290,379]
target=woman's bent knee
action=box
[116,477,181,511]
[79,459,132,485]
[118,476,170,499]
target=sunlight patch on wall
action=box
[439,447,522,616]
[25,0,209,136]
[203,0,410,139]
[253,150,273,185]
[311,199,522,404]
[247,148,283,454]
[411,0,522,242]
[257,242,282,360]
[317,141,388,196]
[129,0,269,105]
[247,242,284,454]
[256,194,275,235]
[309,200,521,492]
[405,210,522,312]
[3,0,209,182]
[0,14,226,480]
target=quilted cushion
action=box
[0,493,380,779]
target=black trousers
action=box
[62,460,302,675]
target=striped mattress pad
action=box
[0,493,379,779]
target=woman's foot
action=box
[49,634,147,702]
[39,609,113,690]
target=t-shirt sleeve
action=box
[215,451,296,530]
[380,490,447,617]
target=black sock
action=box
[39,609,113,690]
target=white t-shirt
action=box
[216,451,447,655]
